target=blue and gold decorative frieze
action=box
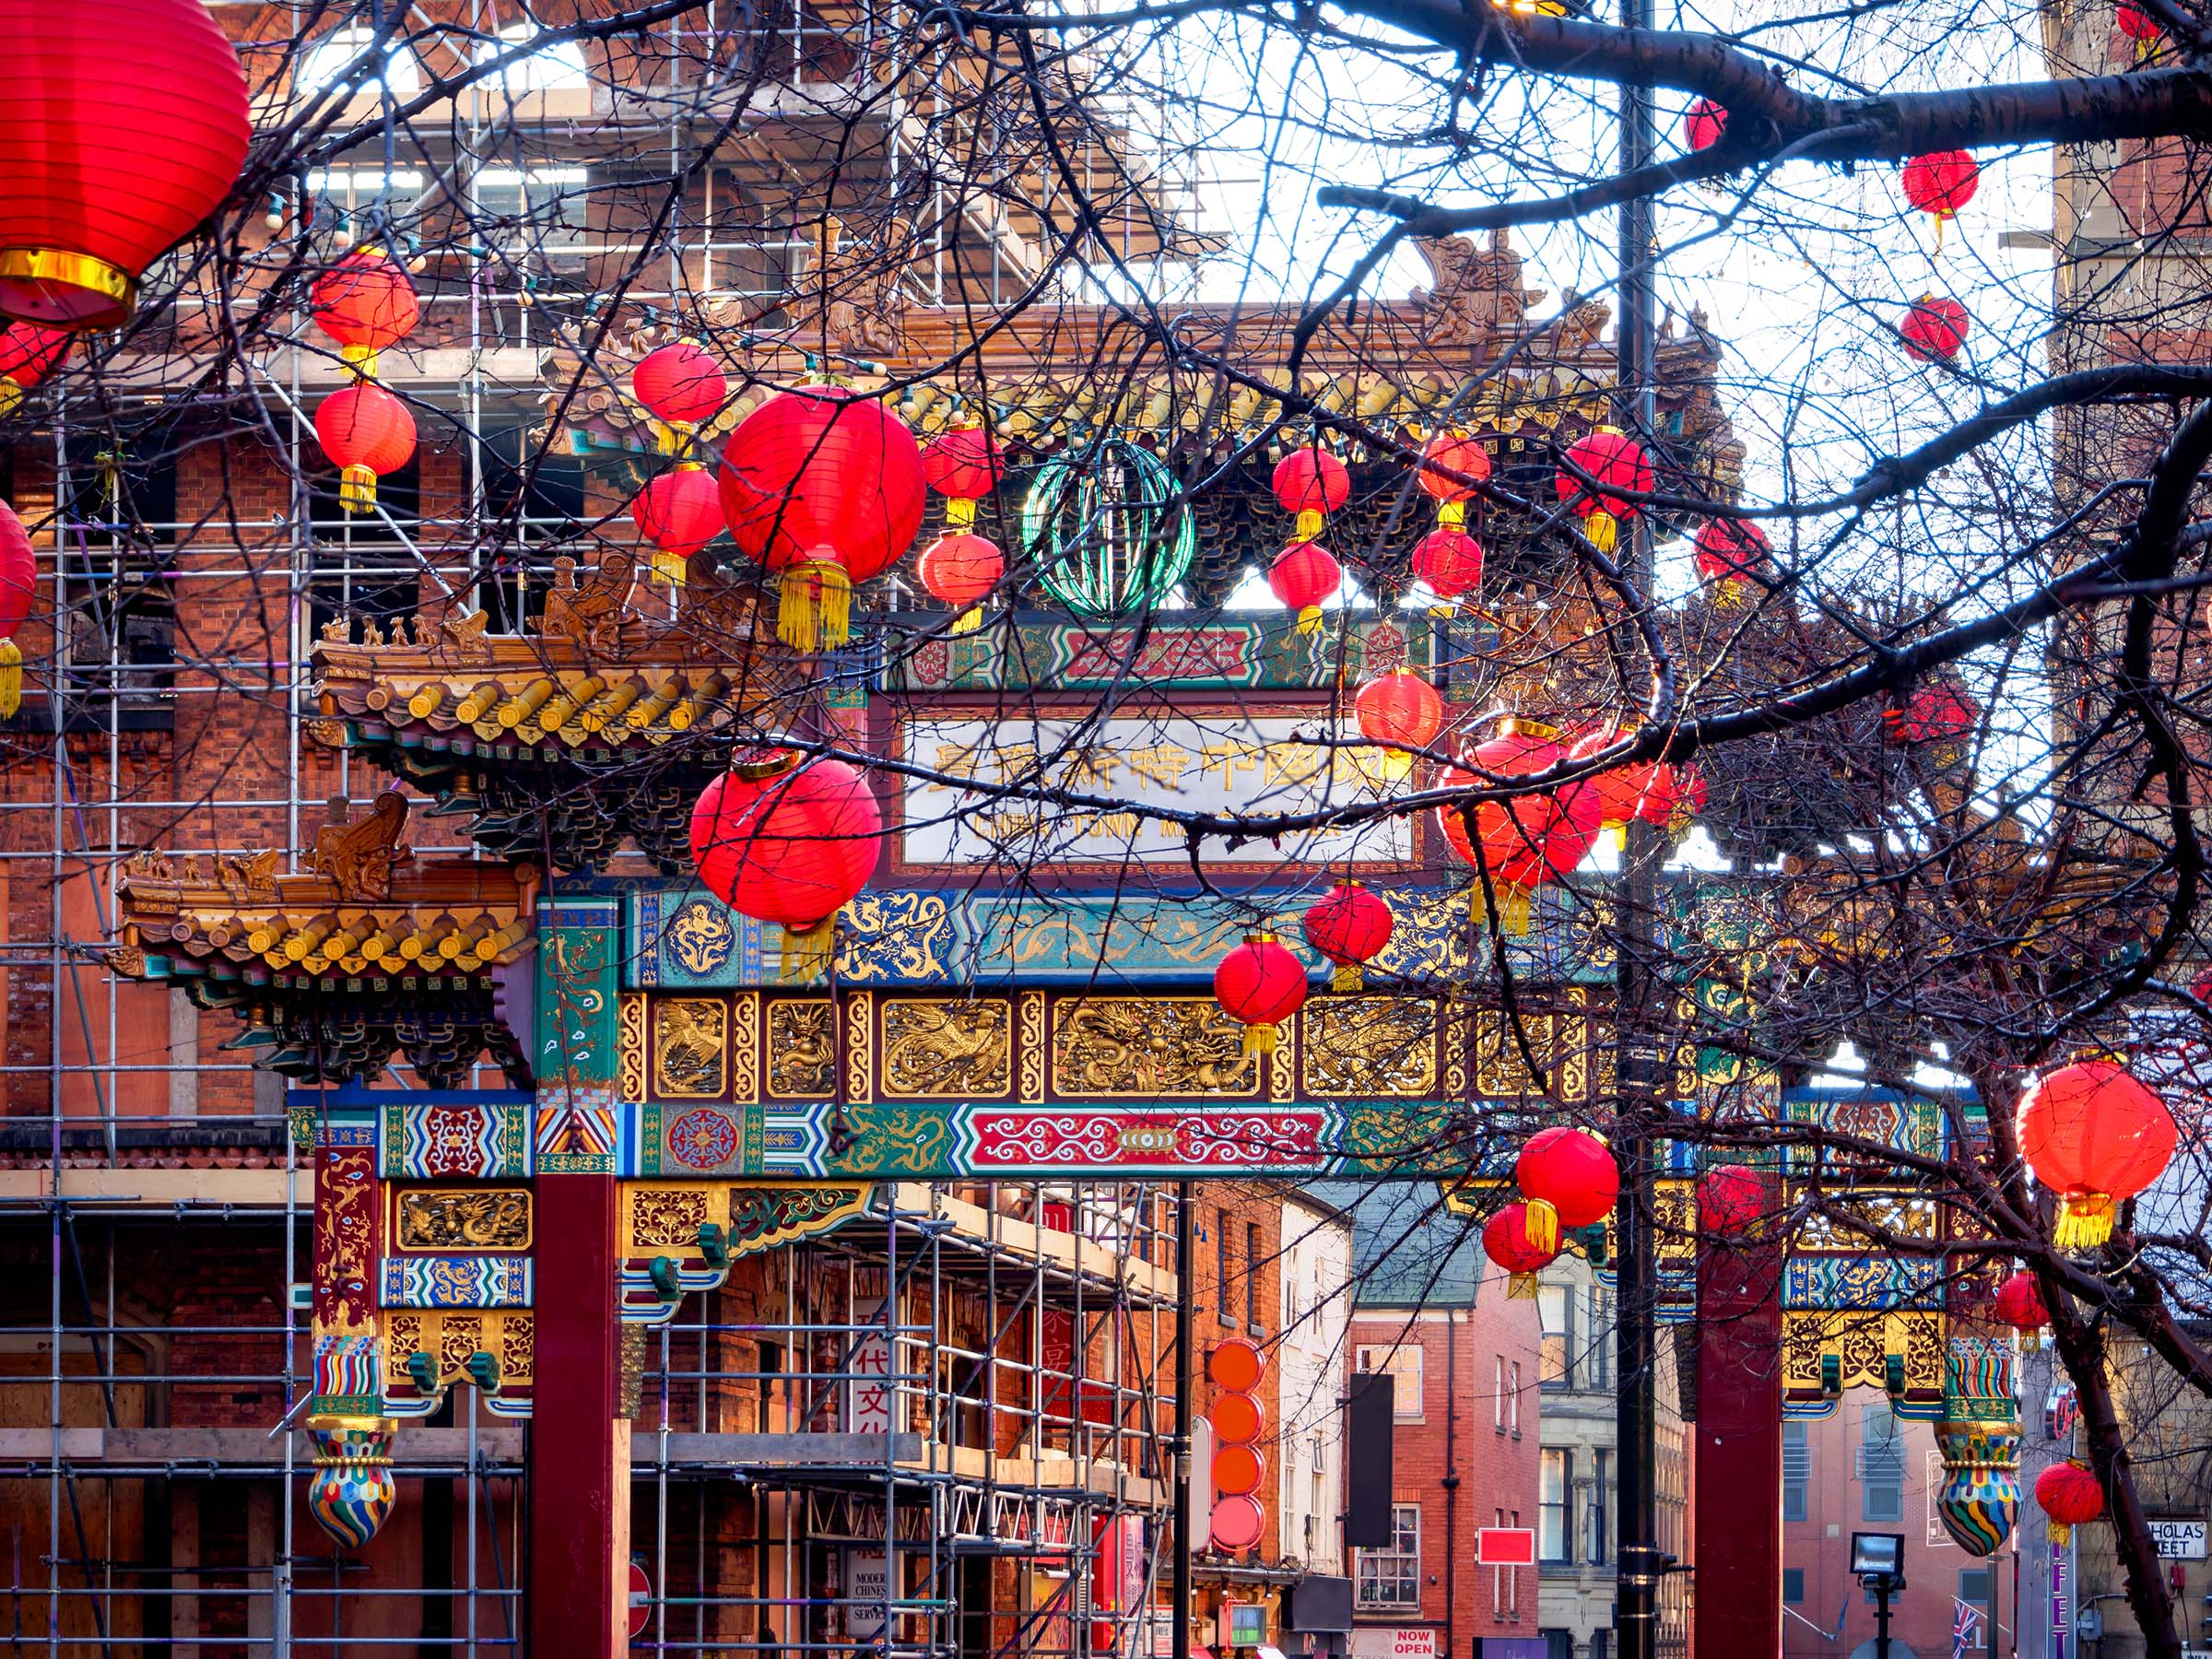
[380,1254,534,1309]
[378,1095,532,1179]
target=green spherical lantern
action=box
[1022,439,1196,615]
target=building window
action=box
[1537,1284,1571,1389]
[1588,1449,1611,1565]
[1246,1223,1262,1333]
[1959,1568,1991,1611]
[1509,1361,1523,1434]
[1354,1343,1424,1423]
[1783,1568,1805,1605]
[1494,1356,1506,1431]
[1218,1208,1234,1325]
[1858,1403,1905,1524]
[1586,1288,1611,1389]
[298,27,424,98]
[473,24,591,91]
[1355,1504,1420,1610]
[1539,1449,1571,1563]
[1783,1420,1809,1523]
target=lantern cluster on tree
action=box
[1992,1269,2050,1348]
[1693,515,1771,600]
[311,249,421,515]
[2034,1460,2104,1545]
[2017,1059,2178,1249]
[1564,723,1706,844]
[1515,1126,1618,1253]
[1302,879,1394,993]
[1698,1163,1765,1237]
[0,322,68,417]
[0,497,33,715]
[1213,932,1310,1059]
[0,0,253,331]
[1411,432,1489,602]
[719,389,927,652]
[1435,720,1599,932]
[1267,445,1350,633]
[917,426,1008,633]
[689,750,884,982]
[629,343,729,585]
[1900,294,1971,363]
[1554,429,1653,555]
[1354,669,1445,781]
[1684,98,1727,152]
[1483,1202,1559,1297]
[1901,150,1981,244]
[1884,676,1979,749]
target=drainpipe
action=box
[1442,1308,1460,1657]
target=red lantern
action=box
[1355,671,1444,755]
[0,321,67,416]
[1213,932,1310,1059]
[311,249,419,377]
[689,751,883,981]
[2034,1461,2104,1545]
[1902,151,1981,234]
[1564,724,1703,838]
[1515,1126,1618,1253]
[923,425,1006,503]
[314,382,417,515]
[1273,447,1351,540]
[1417,432,1491,503]
[633,466,724,585]
[1268,540,1342,634]
[1435,723,1599,932]
[718,389,927,652]
[2018,1059,2177,1249]
[1555,429,1653,554]
[1992,1269,2050,1344]
[2118,1,2161,50]
[1483,1203,1559,1298]
[1698,1163,1765,1237]
[1684,99,1727,151]
[1693,517,1770,588]
[1302,880,1394,993]
[0,0,252,330]
[633,342,726,432]
[0,498,32,716]
[1411,526,1485,601]
[1900,294,1971,363]
[915,532,1004,633]
[1884,677,1978,747]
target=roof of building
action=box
[1306,1178,1485,1308]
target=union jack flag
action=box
[1951,1596,1983,1659]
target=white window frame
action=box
[1354,1503,1421,1611]
[1355,1343,1425,1423]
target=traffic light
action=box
[1207,1337,1266,1552]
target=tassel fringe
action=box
[778,556,853,652]
[1294,508,1325,540]
[1296,606,1324,636]
[950,606,983,635]
[2047,1521,2071,1547]
[1584,511,1619,553]
[0,639,19,718]
[340,343,379,382]
[1241,1021,1278,1059]
[650,548,689,587]
[1524,1199,1559,1254]
[1331,962,1364,994]
[779,919,837,984]
[2053,1193,2115,1250]
[947,497,979,529]
[0,379,22,418]
[339,465,378,514]
[1508,1274,1538,1300]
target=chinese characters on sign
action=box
[900,716,1413,867]
[848,1300,894,1436]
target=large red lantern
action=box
[1273,446,1351,539]
[314,382,417,515]
[923,425,1006,503]
[0,498,32,716]
[1355,671,1444,754]
[1885,677,1978,747]
[2017,1059,2177,1249]
[2118,1,2162,52]
[918,428,1008,633]
[1515,1126,1618,1253]
[689,751,884,981]
[1565,724,1703,838]
[1483,1203,1558,1298]
[916,533,1004,632]
[633,342,726,444]
[1411,526,1484,601]
[1902,151,1980,240]
[1992,1270,2049,1346]
[2034,1461,2103,1545]
[311,249,419,378]
[1555,429,1653,554]
[1900,295,1971,363]
[1698,1163,1765,1238]
[1302,880,1394,993]
[633,466,724,585]
[0,0,252,330]
[1417,432,1491,503]
[1693,517,1770,592]
[719,389,926,652]
[1436,722,1599,931]
[1213,932,1310,1059]
[0,322,68,417]
[1268,539,1342,634]
[1684,99,1727,151]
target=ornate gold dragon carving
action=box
[882,999,1011,1096]
[395,1188,533,1251]
[1304,998,1438,1096]
[655,998,728,1098]
[1051,998,1257,1097]
[768,999,836,1097]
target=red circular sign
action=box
[629,1562,652,1639]
[1210,1494,1265,1552]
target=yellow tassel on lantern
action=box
[947,497,979,528]
[2047,1520,2072,1547]
[339,342,381,381]
[1242,1021,1279,1060]
[654,418,694,458]
[339,465,378,513]
[1584,511,1619,553]
[1467,880,1535,935]
[1524,1198,1560,1254]
[778,553,853,653]
[2053,1192,2115,1250]
[779,918,838,983]
[650,548,689,586]
[1438,500,1466,528]
[1296,606,1324,636]
[1331,962,1364,994]
[950,606,984,635]
[0,378,23,418]
[1508,1274,1539,1300]
[0,639,20,718]
[1294,508,1325,540]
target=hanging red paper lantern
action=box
[1355,671,1444,755]
[916,532,1004,633]
[923,425,1006,502]
[1302,880,1394,993]
[2017,1059,2177,1249]
[2034,1461,2104,1545]
[1554,429,1653,554]
[2118,1,2162,50]
[1273,446,1352,550]
[1515,1126,1618,1253]
[1564,724,1703,838]
[633,342,726,430]
[0,322,68,417]
[690,751,883,981]
[1436,723,1599,932]
[1992,1269,2050,1341]
[1884,677,1978,747]
[1483,1203,1558,1298]
[1902,151,1981,232]
[919,427,1008,634]
[1684,99,1727,151]
[1693,517,1771,586]
[314,382,417,515]
[719,389,926,652]
[0,498,33,716]
[1698,1163,1765,1237]
[1268,539,1342,634]
[311,249,419,377]
[1900,294,1971,363]
[1213,932,1310,1059]
[633,466,724,585]
[0,0,252,330]
[1418,433,1491,503]
[1411,526,1485,600]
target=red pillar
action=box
[1692,1195,1784,1658]
[530,1170,628,1658]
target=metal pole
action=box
[1172,1182,1194,1659]
[1613,0,1663,1644]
